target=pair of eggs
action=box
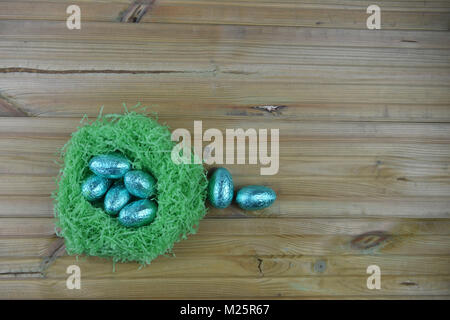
[207,168,276,210]
[81,153,157,228]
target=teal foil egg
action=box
[81,175,111,201]
[104,181,131,215]
[118,199,158,228]
[89,153,131,179]
[236,185,276,210]
[207,168,234,208]
[124,170,156,198]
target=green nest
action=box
[54,110,208,265]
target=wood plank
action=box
[0,275,448,298]
[1,1,449,30]
[164,234,450,256]
[41,255,450,279]
[1,151,449,179]
[1,173,449,197]
[4,144,450,187]
[1,117,450,139]
[2,98,450,122]
[0,237,62,257]
[2,217,449,238]
[245,196,449,219]
[2,254,450,279]
[2,37,449,70]
[250,255,450,278]
[0,218,56,237]
[1,21,448,49]
[0,196,53,218]
[1,136,449,161]
[194,218,450,236]
[1,234,449,257]
[1,74,448,119]
[2,62,448,87]
[0,257,43,276]
[7,0,450,9]
[1,195,449,219]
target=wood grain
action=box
[0,276,449,299]
[1,19,448,122]
[1,0,449,30]
[1,234,449,257]
[1,74,449,120]
[2,255,450,279]
[2,217,450,238]
[1,195,449,219]
[0,0,449,299]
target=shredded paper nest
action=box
[53,109,208,265]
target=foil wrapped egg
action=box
[207,167,234,208]
[81,174,112,201]
[89,153,131,179]
[124,170,157,198]
[118,199,158,227]
[236,185,276,210]
[104,181,131,215]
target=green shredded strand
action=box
[53,110,208,265]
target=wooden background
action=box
[0,0,449,299]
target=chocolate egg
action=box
[81,174,111,201]
[236,185,276,210]
[207,168,234,208]
[89,153,131,179]
[118,199,158,227]
[104,181,131,215]
[124,170,156,198]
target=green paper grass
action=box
[54,110,208,265]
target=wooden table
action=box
[0,0,449,299]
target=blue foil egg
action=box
[118,199,158,227]
[124,170,157,198]
[207,167,234,208]
[104,181,131,215]
[236,185,276,210]
[89,153,131,179]
[81,174,111,201]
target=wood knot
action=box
[313,260,327,273]
[119,0,155,23]
[400,280,418,286]
[351,231,390,250]
[251,105,287,115]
